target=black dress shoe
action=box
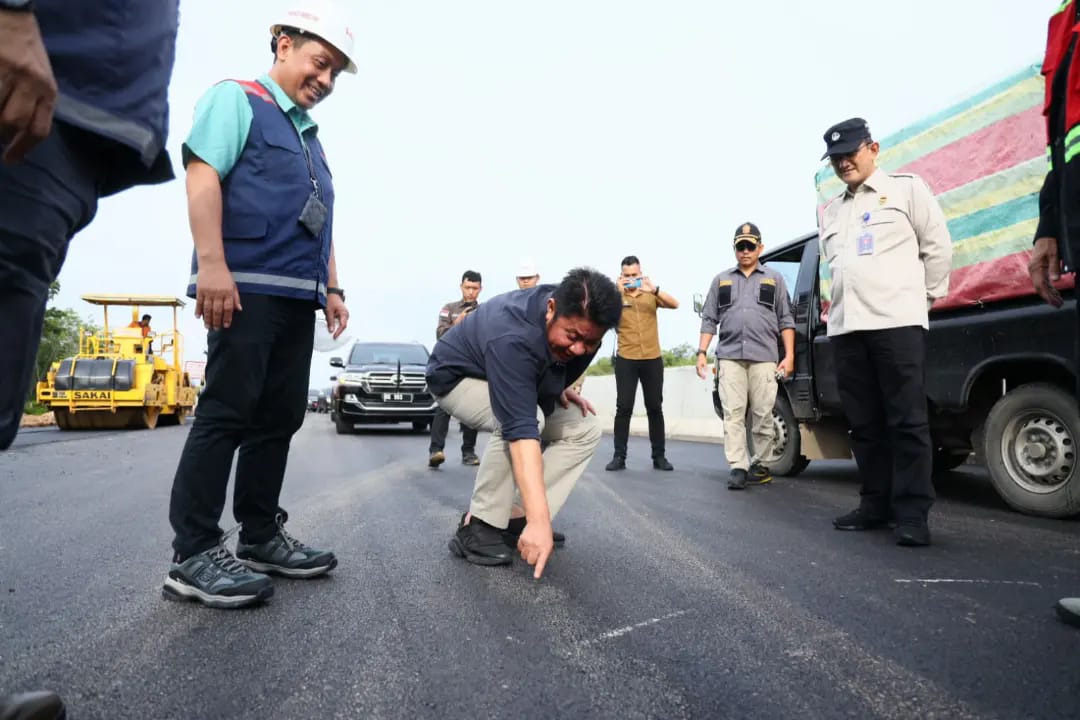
[1055,597,1080,628]
[448,517,512,566]
[652,456,674,471]
[893,524,932,547]
[833,508,890,531]
[605,455,626,471]
[504,516,566,547]
[0,691,66,720]
[727,469,747,490]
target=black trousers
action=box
[613,356,666,458]
[0,125,102,449]
[169,294,315,559]
[832,326,935,524]
[429,407,477,454]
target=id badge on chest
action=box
[299,193,328,237]
[856,211,874,255]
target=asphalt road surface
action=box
[1,416,1078,720]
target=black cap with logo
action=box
[733,222,761,245]
[821,117,872,159]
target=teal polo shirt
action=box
[181,74,319,176]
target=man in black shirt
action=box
[427,268,622,578]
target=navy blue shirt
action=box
[426,285,596,441]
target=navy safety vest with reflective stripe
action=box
[186,80,335,306]
[36,0,179,195]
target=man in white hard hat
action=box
[516,258,540,290]
[164,1,356,609]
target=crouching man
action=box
[426,268,622,578]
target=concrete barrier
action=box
[581,365,723,444]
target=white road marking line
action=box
[578,609,692,646]
[895,578,1042,587]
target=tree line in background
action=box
[586,343,710,376]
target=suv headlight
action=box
[338,373,368,388]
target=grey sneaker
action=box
[236,514,337,578]
[163,530,274,609]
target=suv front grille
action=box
[365,371,427,394]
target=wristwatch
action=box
[0,0,34,11]
[327,287,345,302]
[696,349,708,357]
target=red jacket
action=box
[1043,1,1080,147]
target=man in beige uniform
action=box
[819,118,952,547]
[516,257,541,290]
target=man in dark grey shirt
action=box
[427,268,622,578]
[428,270,482,468]
[696,223,795,489]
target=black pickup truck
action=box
[700,232,1079,519]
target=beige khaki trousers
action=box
[437,378,601,528]
[717,359,778,471]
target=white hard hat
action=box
[517,257,538,277]
[271,1,358,74]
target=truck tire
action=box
[932,448,970,475]
[747,393,810,477]
[983,383,1080,518]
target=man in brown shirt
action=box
[606,255,679,471]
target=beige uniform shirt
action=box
[819,169,952,336]
[616,289,662,360]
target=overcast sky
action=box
[49,1,1047,388]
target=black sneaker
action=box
[428,450,446,468]
[749,462,772,484]
[1055,597,1080,628]
[833,508,890,531]
[503,516,566,547]
[727,468,748,490]
[461,452,480,466]
[652,456,674,471]
[0,691,66,720]
[605,455,626,471]
[163,529,274,609]
[893,524,932,547]
[448,517,513,566]
[236,514,337,578]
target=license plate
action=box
[382,392,411,402]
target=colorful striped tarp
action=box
[814,64,1073,310]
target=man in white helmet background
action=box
[163,1,356,609]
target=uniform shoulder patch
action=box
[439,307,451,317]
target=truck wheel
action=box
[335,415,354,435]
[983,383,1080,518]
[932,448,969,475]
[747,393,810,477]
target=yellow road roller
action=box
[36,294,197,430]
